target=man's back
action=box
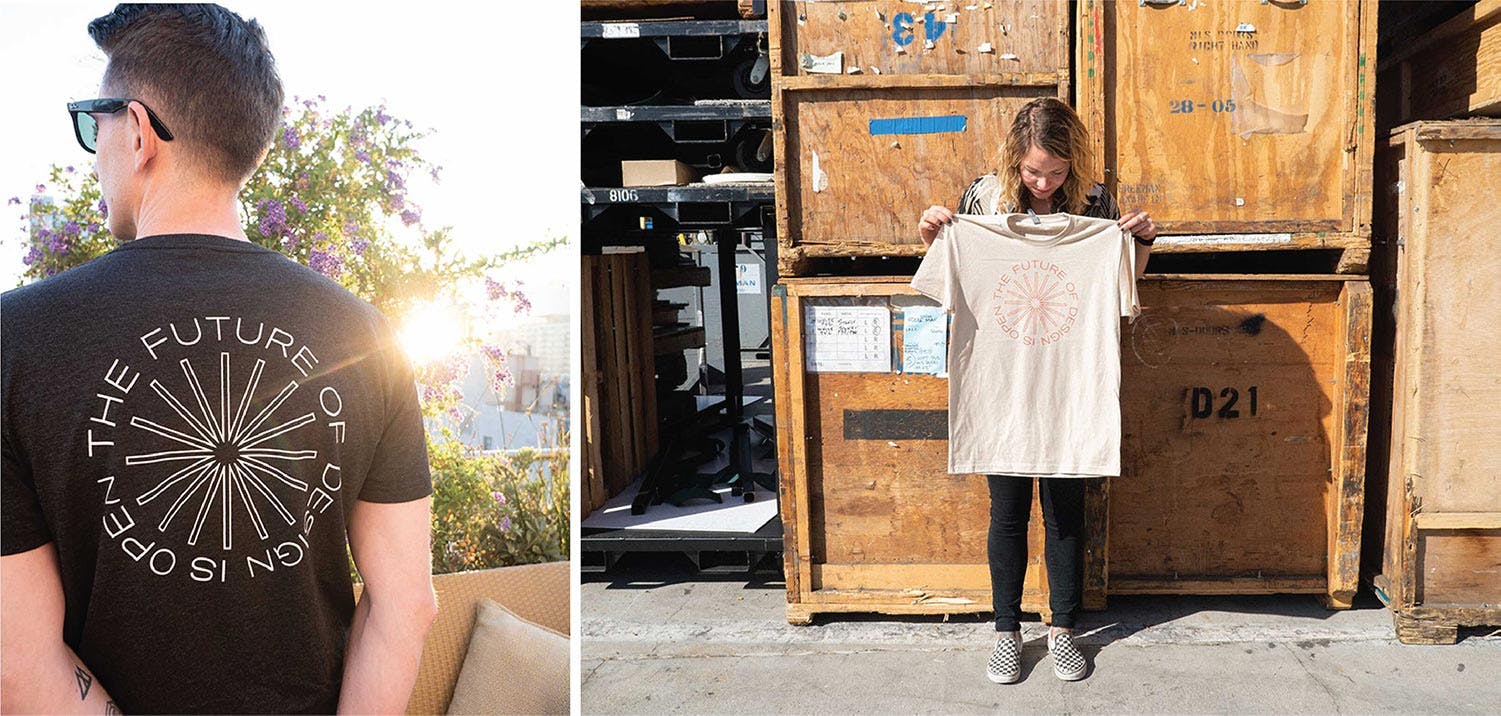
[2,234,432,713]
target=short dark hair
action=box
[88,4,283,183]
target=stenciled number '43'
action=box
[891,12,949,47]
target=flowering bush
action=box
[14,98,569,574]
[428,430,570,573]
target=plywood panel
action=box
[779,0,1066,77]
[1114,280,1353,584]
[782,85,1055,250]
[1081,0,1375,235]
[1405,126,1501,515]
[1418,532,1501,608]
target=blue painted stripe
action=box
[868,115,968,136]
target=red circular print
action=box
[990,260,1082,345]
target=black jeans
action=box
[987,475,1087,631]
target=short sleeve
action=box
[956,177,984,215]
[358,329,434,503]
[911,222,958,312]
[2,429,52,555]
[1119,228,1141,321]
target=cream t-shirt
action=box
[910,212,1140,477]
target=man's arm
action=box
[1,543,119,714]
[337,497,439,715]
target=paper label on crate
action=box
[735,262,762,294]
[802,51,845,74]
[602,22,640,38]
[1156,233,1294,247]
[900,306,948,376]
[805,305,891,373]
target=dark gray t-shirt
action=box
[2,234,432,714]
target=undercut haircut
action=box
[88,4,283,184]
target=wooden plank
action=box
[652,326,706,355]
[779,73,1064,91]
[812,563,991,592]
[1417,533,1501,608]
[777,0,1066,79]
[627,252,659,472]
[1326,280,1372,609]
[784,290,816,603]
[581,255,606,518]
[1414,513,1501,530]
[779,230,1371,262]
[1084,0,1374,236]
[1109,577,1325,596]
[771,285,802,604]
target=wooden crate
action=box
[771,0,1070,275]
[1113,275,1371,609]
[1371,120,1501,645]
[1377,0,1501,129]
[582,251,661,520]
[1076,0,1377,263]
[772,277,1106,625]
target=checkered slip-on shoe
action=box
[1047,630,1088,681]
[986,632,1023,684]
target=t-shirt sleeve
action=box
[956,177,983,215]
[358,324,434,503]
[911,222,958,312]
[2,428,52,555]
[1119,228,1142,321]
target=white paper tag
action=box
[603,23,640,38]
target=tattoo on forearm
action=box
[104,700,122,715]
[74,664,93,699]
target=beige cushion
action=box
[445,598,569,715]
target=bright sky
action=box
[0,1,580,319]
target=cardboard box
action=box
[621,159,698,187]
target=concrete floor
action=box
[582,554,1501,714]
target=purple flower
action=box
[499,516,511,532]
[492,491,506,506]
[384,169,405,191]
[290,195,308,213]
[62,221,81,237]
[6,197,19,206]
[350,237,370,256]
[484,277,508,301]
[354,148,370,163]
[282,126,300,150]
[429,166,443,182]
[375,109,390,125]
[22,245,41,265]
[400,209,420,226]
[97,199,109,218]
[65,165,75,173]
[309,247,345,278]
[34,184,45,193]
[257,198,288,236]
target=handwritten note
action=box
[805,305,891,373]
[901,306,948,375]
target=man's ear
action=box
[127,100,161,173]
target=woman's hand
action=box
[918,205,955,247]
[1119,209,1157,242]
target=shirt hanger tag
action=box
[1026,208,1042,226]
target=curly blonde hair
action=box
[993,97,1099,215]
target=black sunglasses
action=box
[67,98,174,154]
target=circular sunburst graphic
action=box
[127,353,316,551]
[86,316,347,583]
[990,260,1082,345]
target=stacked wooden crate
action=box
[582,250,661,520]
[1076,0,1377,608]
[771,0,1379,624]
